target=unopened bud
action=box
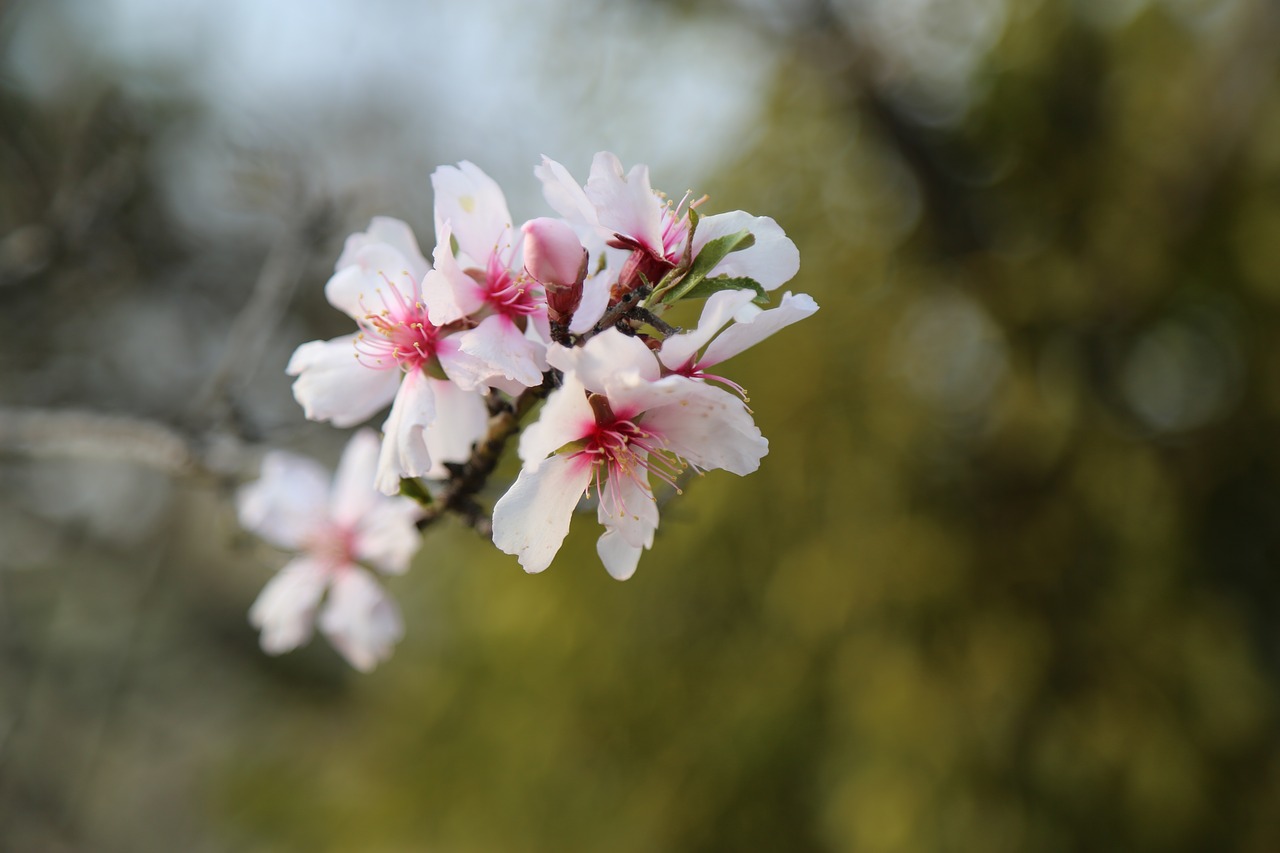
[522,217,587,331]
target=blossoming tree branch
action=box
[239,152,819,670]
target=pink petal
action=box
[492,454,593,574]
[287,335,401,427]
[248,557,330,655]
[319,568,403,672]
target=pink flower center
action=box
[306,523,358,571]
[355,274,440,372]
[481,251,541,319]
[576,393,685,513]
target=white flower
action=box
[491,329,768,580]
[238,429,422,671]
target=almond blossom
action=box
[286,216,488,493]
[237,429,422,672]
[534,152,802,303]
[491,329,768,580]
[421,162,548,392]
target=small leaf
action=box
[678,275,769,304]
[659,229,756,305]
[398,477,433,507]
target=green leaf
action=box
[677,275,769,304]
[658,229,756,305]
[398,477,433,507]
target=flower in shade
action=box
[491,329,768,580]
[237,429,422,671]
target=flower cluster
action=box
[239,152,817,667]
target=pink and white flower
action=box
[421,162,549,392]
[287,217,488,493]
[535,152,802,295]
[237,429,422,672]
[491,329,768,580]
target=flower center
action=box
[354,273,440,372]
[306,523,358,571]
[479,251,541,319]
[578,393,685,514]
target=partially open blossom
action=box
[491,329,768,580]
[238,430,422,671]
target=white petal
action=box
[328,429,381,526]
[584,152,665,254]
[535,155,600,228]
[423,221,488,325]
[432,162,513,266]
[698,291,819,369]
[693,211,799,291]
[287,336,401,427]
[546,328,660,394]
[596,528,650,581]
[352,498,421,576]
[458,315,546,389]
[336,217,431,284]
[326,244,419,319]
[248,557,330,655]
[658,288,757,372]
[635,378,769,476]
[375,370,436,495]
[237,451,331,549]
[318,568,403,672]
[517,374,594,468]
[420,378,489,478]
[596,458,659,550]
[492,454,593,574]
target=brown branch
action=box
[414,371,559,538]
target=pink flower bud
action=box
[522,218,587,290]
[523,217,587,333]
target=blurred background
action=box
[3,0,1280,850]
